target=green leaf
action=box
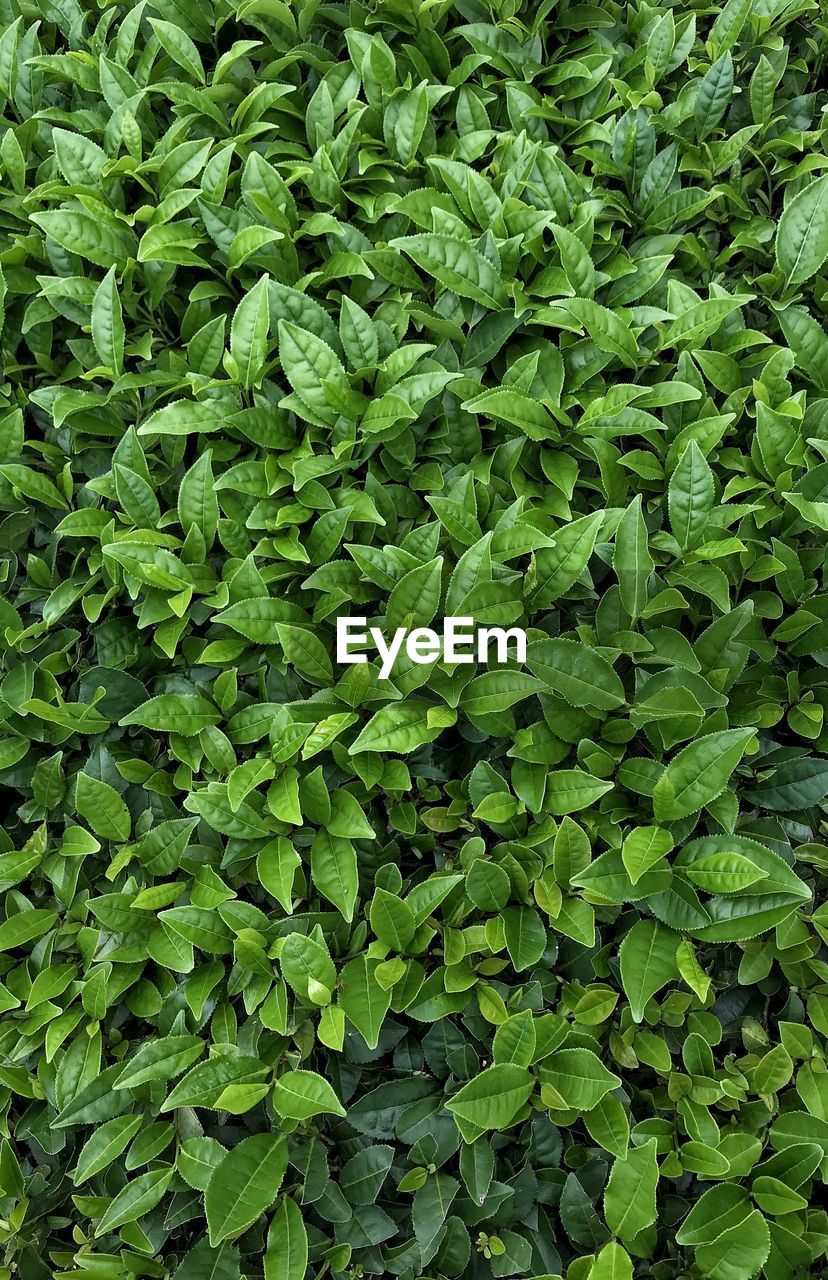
[339,956,392,1049]
[669,441,714,549]
[120,695,221,735]
[502,905,547,972]
[465,859,510,911]
[178,451,219,545]
[91,267,125,374]
[613,495,654,620]
[753,1045,793,1094]
[589,1242,633,1280]
[604,1138,659,1242]
[389,233,508,307]
[387,556,443,630]
[95,1167,173,1237]
[673,836,810,942]
[0,909,58,952]
[279,933,336,1002]
[205,1134,288,1245]
[653,729,754,821]
[272,1069,346,1119]
[778,305,828,390]
[676,939,711,1001]
[0,464,69,510]
[695,53,734,140]
[694,1208,770,1280]
[340,1145,394,1204]
[75,773,131,842]
[560,298,638,368]
[231,276,270,388]
[776,175,828,286]
[29,209,134,268]
[173,1241,240,1280]
[545,770,614,815]
[370,887,416,950]
[743,757,828,811]
[278,320,348,424]
[676,1183,752,1246]
[621,826,673,885]
[530,512,604,606]
[73,1115,143,1185]
[445,1065,534,1132]
[138,400,228,436]
[264,1197,308,1280]
[681,852,768,894]
[584,1095,630,1159]
[311,830,357,921]
[350,703,442,755]
[149,18,206,82]
[114,1036,205,1089]
[493,1011,537,1067]
[526,638,625,710]
[619,920,680,1021]
[539,1049,621,1110]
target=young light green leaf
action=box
[621,827,673,885]
[272,1069,346,1120]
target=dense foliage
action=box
[1,1,828,1278]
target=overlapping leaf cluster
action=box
[1,0,828,1278]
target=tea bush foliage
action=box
[0,1,827,1279]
